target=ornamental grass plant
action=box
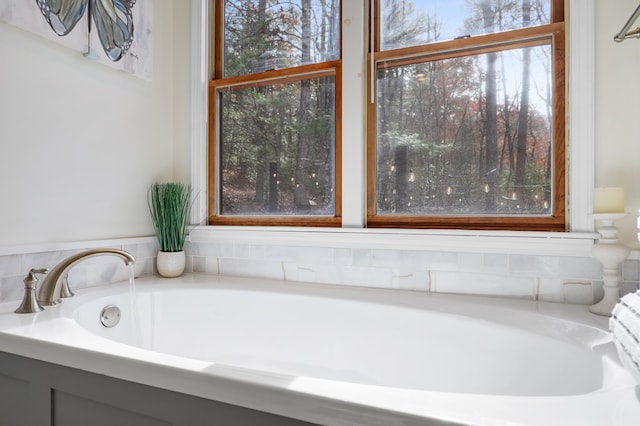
[148,182,191,252]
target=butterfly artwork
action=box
[35,0,136,62]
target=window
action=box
[209,1,341,226]
[368,0,565,231]
[209,1,566,232]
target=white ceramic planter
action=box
[156,250,186,278]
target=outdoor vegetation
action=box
[377,0,554,216]
[213,0,558,222]
[218,0,339,216]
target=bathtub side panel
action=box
[0,351,319,426]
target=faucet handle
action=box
[15,268,49,314]
[26,268,49,284]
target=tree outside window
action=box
[369,0,565,231]
[209,1,565,231]
[210,0,341,226]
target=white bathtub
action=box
[0,273,639,425]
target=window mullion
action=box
[341,0,367,228]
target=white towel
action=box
[610,291,640,383]
[623,290,640,315]
[614,306,640,339]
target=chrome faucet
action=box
[37,248,136,306]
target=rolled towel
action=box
[614,306,640,340]
[611,291,640,383]
[624,311,640,339]
[624,292,640,315]
[613,334,640,382]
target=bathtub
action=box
[0,273,639,425]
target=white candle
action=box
[594,187,625,214]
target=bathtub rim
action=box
[0,273,639,426]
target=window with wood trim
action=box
[367,0,565,231]
[209,0,342,226]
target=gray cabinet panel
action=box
[0,372,31,426]
[54,390,171,426]
[0,352,318,426]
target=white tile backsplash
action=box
[621,281,640,295]
[332,248,353,266]
[219,257,284,280]
[181,239,639,306]
[0,255,21,277]
[457,253,510,274]
[0,275,23,302]
[482,253,510,272]
[623,259,640,282]
[432,271,537,299]
[562,281,595,305]
[457,253,485,272]
[265,245,333,263]
[282,261,315,282]
[336,265,395,288]
[234,243,266,260]
[509,255,601,280]
[1,236,639,307]
[390,268,430,291]
[0,241,157,304]
[537,277,565,303]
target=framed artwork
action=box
[0,0,153,80]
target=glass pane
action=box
[224,0,340,77]
[376,44,552,216]
[380,0,552,50]
[219,75,336,216]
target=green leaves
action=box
[147,183,191,253]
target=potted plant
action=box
[148,182,191,277]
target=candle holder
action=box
[590,213,629,316]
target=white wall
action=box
[2,1,640,249]
[0,2,190,246]
[171,2,192,186]
[595,0,640,248]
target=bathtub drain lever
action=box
[100,305,122,328]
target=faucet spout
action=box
[37,248,136,306]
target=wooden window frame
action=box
[208,1,343,227]
[367,0,566,232]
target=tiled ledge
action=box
[0,236,158,256]
[1,232,638,307]
[0,237,158,303]
[187,227,639,305]
[189,226,598,257]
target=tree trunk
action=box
[253,0,269,205]
[268,161,278,212]
[515,0,532,203]
[255,157,266,203]
[395,145,409,211]
[294,0,312,210]
[481,1,498,211]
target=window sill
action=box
[188,226,597,257]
